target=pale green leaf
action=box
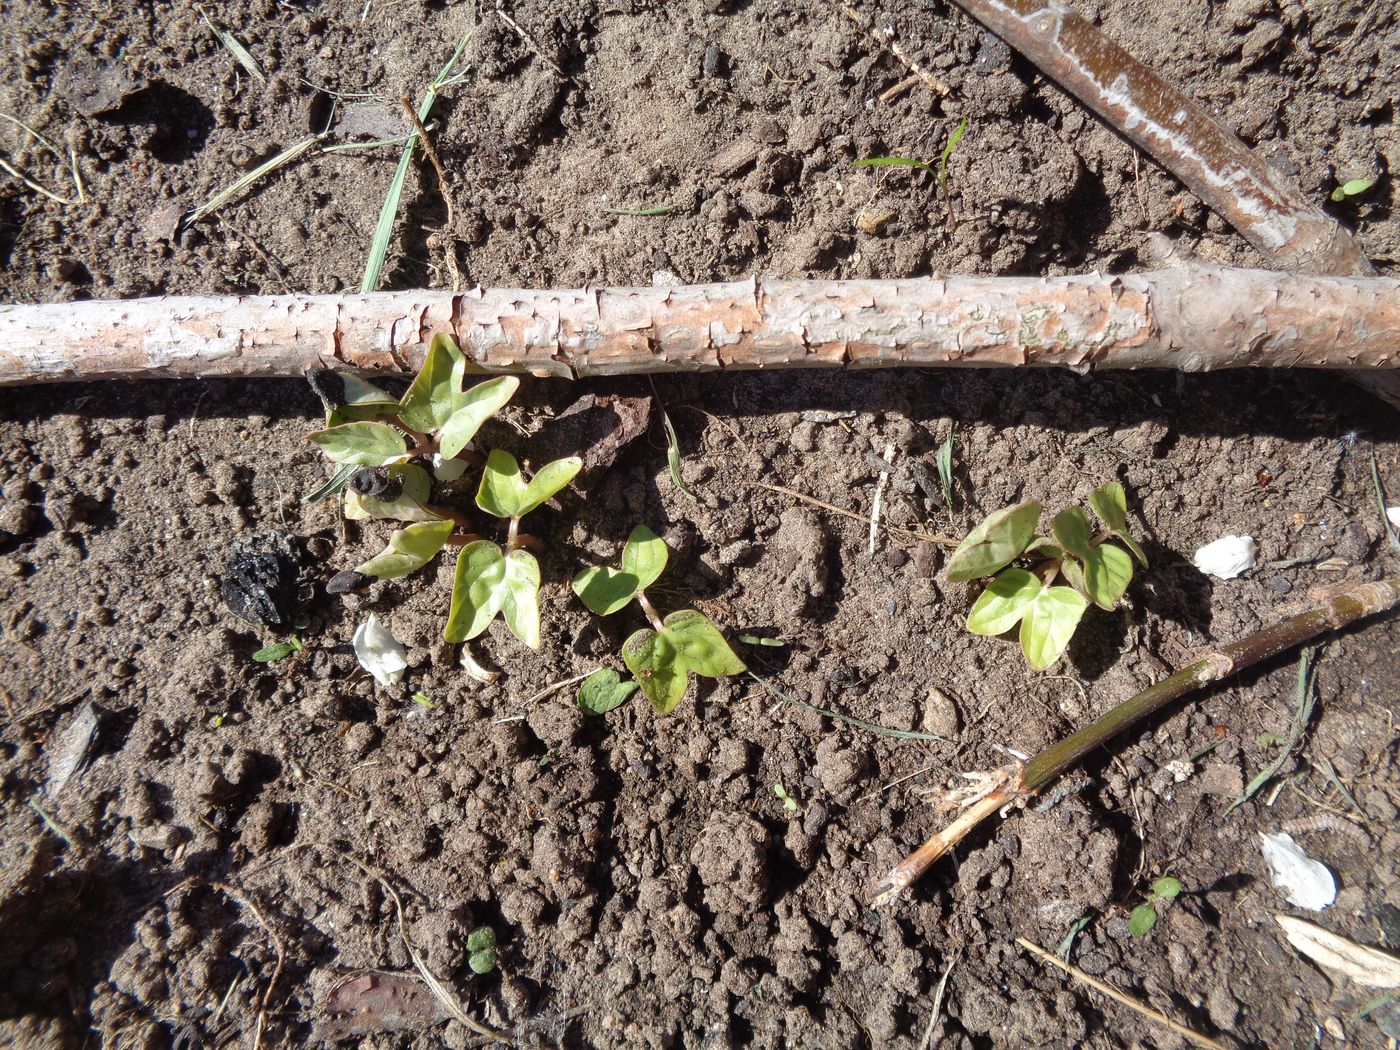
[1023,536,1064,561]
[662,610,746,678]
[445,541,540,647]
[946,500,1042,582]
[1128,904,1158,938]
[356,518,455,579]
[1089,482,1147,566]
[308,421,408,466]
[1152,877,1183,900]
[1051,507,1094,559]
[621,524,668,590]
[622,627,689,714]
[437,376,519,459]
[660,408,696,498]
[1019,585,1089,671]
[398,332,464,433]
[571,565,640,616]
[936,432,954,507]
[476,450,581,519]
[326,373,401,425]
[1082,542,1134,610]
[966,568,1041,635]
[577,668,639,715]
[344,463,437,521]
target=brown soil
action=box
[3,1,1399,1048]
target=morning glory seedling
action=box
[948,483,1146,670]
[572,525,746,714]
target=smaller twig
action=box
[749,481,958,547]
[917,958,957,1050]
[0,113,84,205]
[879,73,923,103]
[494,5,568,80]
[836,1,951,96]
[521,671,593,706]
[856,763,938,804]
[1224,646,1318,814]
[1016,937,1228,1050]
[399,95,461,291]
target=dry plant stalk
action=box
[946,0,1373,278]
[872,578,1400,907]
[1,266,1397,385]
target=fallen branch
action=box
[871,578,1400,908]
[1,265,1396,385]
[946,0,1371,278]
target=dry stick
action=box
[4,266,1396,387]
[1016,937,1229,1050]
[941,0,1400,411]
[399,95,462,292]
[871,578,1400,907]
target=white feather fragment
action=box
[432,453,470,482]
[1193,535,1257,579]
[353,613,407,687]
[1259,832,1335,910]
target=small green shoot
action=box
[1225,647,1317,815]
[938,116,968,196]
[361,32,472,292]
[253,636,305,663]
[1128,877,1183,938]
[659,407,695,499]
[935,431,955,508]
[572,525,745,714]
[577,668,638,715]
[1057,911,1096,961]
[850,155,932,173]
[738,634,785,647]
[950,483,1145,670]
[1331,176,1377,203]
[466,926,497,974]
[411,691,437,710]
[773,783,800,813]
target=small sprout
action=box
[937,116,968,196]
[738,634,785,647]
[572,525,746,714]
[1128,876,1183,938]
[577,668,638,715]
[1330,176,1376,203]
[411,691,437,709]
[851,155,934,173]
[1193,535,1256,579]
[936,431,955,508]
[773,783,799,813]
[352,614,407,687]
[950,484,1144,670]
[252,636,304,664]
[467,926,497,974]
[659,407,695,498]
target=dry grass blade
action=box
[0,113,84,205]
[197,4,267,83]
[1225,646,1318,814]
[917,958,956,1050]
[1016,937,1229,1050]
[185,135,322,225]
[1276,915,1400,988]
[749,481,959,547]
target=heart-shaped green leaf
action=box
[571,565,641,616]
[399,332,465,433]
[445,541,541,647]
[344,464,438,521]
[622,524,669,591]
[966,568,1042,635]
[477,451,582,519]
[308,421,408,466]
[622,627,689,714]
[1128,904,1158,938]
[1019,585,1088,671]
[437,376,520,459]
[946,500,1042,582]
[1051,507,1094,559]
[355,518,455,579]
[326,373,401,425]
[1089,482,1147,567]
[577,668,639,715]
[1081,542,1134,610]
[662,610,747,677]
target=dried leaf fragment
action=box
[1275,915,1400,988]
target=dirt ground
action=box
[2,0,1399,1047]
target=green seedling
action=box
[949,483,1146,670]
[852,118,969,226]
[411,691,437,710]
[577,668,638,715]
[572,525,746,714]
[466,925,497,974]
[306,332,580,649]
[773,783,800,813]
[252,636,304,663]
[1331,176,1377,203]
[935,430,955,508]
[1128,877,1182,938]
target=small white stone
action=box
[1193,535,1257,579]
[1387,506,1400,529]
[1259,832,1335,911]
[352,614,407,687]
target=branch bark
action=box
[2,266,1397,385]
